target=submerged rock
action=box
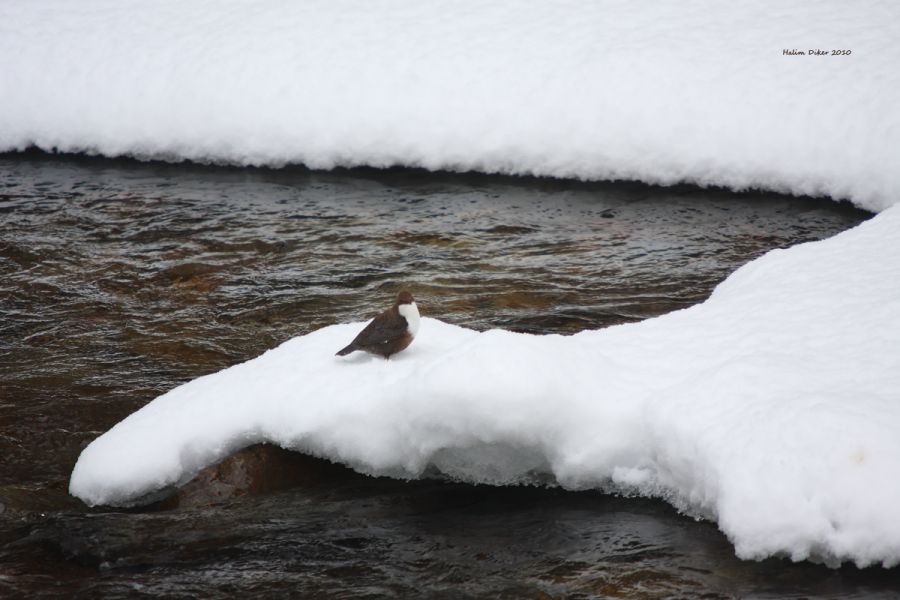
[157,444,358,509]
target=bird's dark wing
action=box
[351,310,407,347]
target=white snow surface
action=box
[2,1,900,211]
[71,205,900,567]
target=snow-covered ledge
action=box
[2,2,898,210]
[71,205,900,567]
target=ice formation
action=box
[71,205,900,567]
[1,1,899,211]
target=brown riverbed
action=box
[2,152,897,598]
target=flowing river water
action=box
[1,153,897,598]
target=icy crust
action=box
[2,1,899,212]
[71,206,900,567]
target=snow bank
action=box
[2,1,899,211]
[71,204,900,567]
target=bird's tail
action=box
[335,344,356,356]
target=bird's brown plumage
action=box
[336,291,416,359]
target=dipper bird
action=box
[336,291,420,359]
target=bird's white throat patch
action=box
[399,302,420,336]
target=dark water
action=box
[2,152,896,598]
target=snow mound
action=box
[71,205,900,567]
[2,1,899,211]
